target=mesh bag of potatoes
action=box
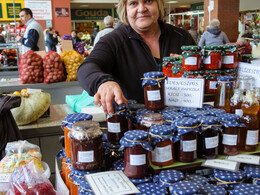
[60,50,84,81]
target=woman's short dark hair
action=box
[20,8,33,17]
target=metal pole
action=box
[13,0,19,66]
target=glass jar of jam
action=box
[204,70,222,94]
[139,113,164,132]
[171,60,184,78]
[213,169,246,187]
[197,116,221,159]
[103,142,123,170]
[135,108,154,131]
[136,183,167,195]
[62,113,93,159]
[183,70,204,79]
[107,103,129,143]
[218,113,240,155]
[142,71,165,111]
[203,45,223,69]
[70,120,103,171]
[214,76,235,113]
[182,46,202,71]
[120,130,152,179]
[162,56,180,77]
[158,170,184,190]
[222,45,239,69]
[162,112,185,127]
[149,125,175,166]
[171,181,200,195]
[230,89,244,118]
[175,117,199,162]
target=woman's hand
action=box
[94,81,128,115]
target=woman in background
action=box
[46,28,58,51]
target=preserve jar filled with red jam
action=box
[120,130,152,178]
[204,70,222,94]
[139,113,164,132]
[62,113,93,159]
[175,117,199,162]
[171,60,184,78]
[203,45,223,70]
[181,45,202,71]
[218,113,240,155]
[149,125,175,166]
[142,71,165,111]
[70,120,103,171]
[162,56,180,77]
[222,45,239,69]
[183,70,204,79]
[107,103,129,143]
[197,116,221,159]
[162,111,185,127]
[214,76,235,113]
[135,108,154,131]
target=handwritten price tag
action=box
[226,154,260,165]
[202,159,239,172]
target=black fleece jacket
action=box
[77,20,195,103]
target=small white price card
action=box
[85,171,140,195]
[226,154,260,165]
[202,159,239,172]
[164,78,204,108]
[0,173,11,183]
[26,88,42,93]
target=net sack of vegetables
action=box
[60,50,84,81]
[43,51,65,83]
[11,92,51,125]
[19,50,44,84]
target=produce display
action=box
[74,41,85,55]
[19,50,44,84]
[43,51,65,83]
[1,49,17,59]
[61,34,72,40]
[60,50,84,81]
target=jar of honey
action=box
[175,117,199,162]
[183,70,204,79]
[70,120,103,171]
[197,116,221,159]
[162,56,180,77]
[120,130,152,178]
[203,45,223,70]
[107,103,129,143]
[171,60,184,78]
[142,71,166,111]
[218,113,240,155]
[139,113,164,132]
[204,70,222,94]
[149,125,175,166]
[214,76,235,113]
[222,45,239,69]
[181,46,202,71]
[62,113,93,159]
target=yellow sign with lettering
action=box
[0,0,24,21]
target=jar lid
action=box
[204,69,222,74]
[62,113,93,128]
[179,107,198,114]
[142,113,163,122]
[130,176,151,185]
[181,45,201,51]
[120,130,152,150]
[159,170,184,186]
[70,167,96,178]
[163,56,180,62]
[199,184,226,195]
[238,122,246,127]
[162,112,185,121]
[243,164,260,178]
[128,103,145,112]
[220,121,240,127]
[222,68,238,73]
[199,104,214,110]
[197,116,219,125]
[218,113,240,122]
[173,60,183,66]
[150,125,174,136]
[253,35,260,39]
[78,181,93,194]
[217,75,235,82]
[175,117,198,127]
[170,181,199,194]
[214,169,246,182]
[113,103,127,112]
[203,45,223,50]
[56,148,65,159]
[136,183,167,195]
[143,71,165,78]
[127,99,137,105]
[222,44,238,50]
[186,110,209,119]
[142,71,165,87]
[232,183,260,195]
[185,174,208,185]
[113,158,124,171]
[136,108,154,116]
[159,106,180,113]
[208,108,226,116]
[183,70,204,77]
[103,142,121,150]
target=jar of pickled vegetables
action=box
[222,45,239,69]
[120,130,152,178]
[149,125,175,166]
[203,45,223,70]
[171,60,184,78]
[62,113,93,159]
[183,70,204,78]
[204,70,222,94]
[182,46,202,71]
[162,56,180,77]
[214,76,235,113]
[142,71,166,111]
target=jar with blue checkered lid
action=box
[170,180,200,195]
[149,125,175,166]
[142,71,165,111]
[230,183,260,195]
[214,75,235,113]
[175,117,199,162]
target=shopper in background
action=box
[188,26,199,44]
[199,19,229,47]
[16,8,45,54]
[90,27,99,46]
[71,30,81,44]
[46,28,58,51]
[77,0,195,115]
[93,16,114,46]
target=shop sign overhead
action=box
[71,9,112,20]
[0,0,24,21]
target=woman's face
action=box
[126,0,159,32]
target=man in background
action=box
[16,8,45,54]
